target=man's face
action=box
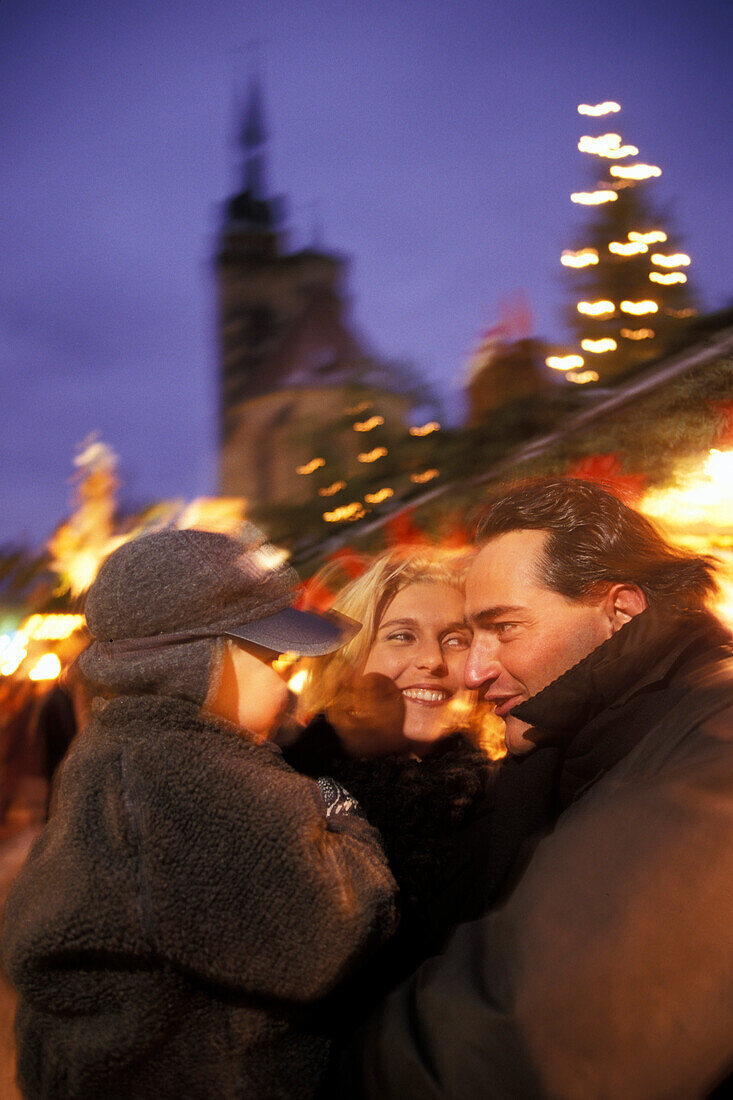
[464,529,613,755]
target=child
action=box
[2,526,398,1100]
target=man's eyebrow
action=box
[468,605,525,625]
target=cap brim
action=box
[224,607,361,656]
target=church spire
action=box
[241,77,267,199]
[226,74,282,232]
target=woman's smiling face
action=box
[362,581,471,752]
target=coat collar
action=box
[513,605,731,740]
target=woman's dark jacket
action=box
[284,723,501,1013]
[2,694,397,1100]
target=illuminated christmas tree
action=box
[550,101,697,386]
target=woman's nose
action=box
[415,642,447,674]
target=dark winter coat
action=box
[2,693,398,1100]
[348,606,733,1099]
[285,725,501,1013]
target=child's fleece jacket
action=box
[2,694,398,1100]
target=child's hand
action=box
[326,673,406,758]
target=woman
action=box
[284,546,504,1014]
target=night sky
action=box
[2,0,731,546]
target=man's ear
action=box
[604,584,647,633]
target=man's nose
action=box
[464,638,502,689]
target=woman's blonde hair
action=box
[297,545,506,757]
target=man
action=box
[350,477,733,1099]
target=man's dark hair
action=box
[476,477,719,611]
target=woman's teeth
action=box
[402,687,449,703]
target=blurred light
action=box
[609,240,648,256]
[641,449,733,527]
[358,447,388,463]
[175,498,246,534]
[364,488,394,504]
[649,271,687,285]
[629,230,667,244]
[610,164,661,180]
[288,668,309,695]
[621,300,658,315]
[353,415,384,432]
[21,614,86,641]
[296,458,326,475]
[561,249,598,267]
[578,102,621,116]
[323,503,367,523]
[318,481,346,497]
[410,470,440,484]
[28,653,62,682]
[571,190,618,205]
[0,633,28,676]
[621,327,655,340]
[651,252,691,267]
[546,354,584,371]
[409,422,441,436]
[567,369,600,384]
[578,134,638,158]
[581,338,617,353]
[577,300,615,316]
[345,401,371,415]
[667,307,697,318]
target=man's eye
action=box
[494,622,519,636]
[443,633,471,649]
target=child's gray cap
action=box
[83,524,359,657]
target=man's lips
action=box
[488,694,524,717]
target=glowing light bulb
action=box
[357,447,388,463]
[296,458,326,475]
[620,328,655,340]
[649,271,687,285]
[628,230,667,245]
[578,102,621,116]
[29,653,62,681]
[571,190,618,205]
[364,488,394,504]
[581,338,617,353]
[577,300,615,316]
[608,241,648,256]
[353,415,384,432]
[566,369,600,384]
[651,252,691,267]
[318,481,346,497]
[409,422,441,436]
[546,354,584,371]
[620,300,658,315]
[561,249,598,267]
[610,164,661,180]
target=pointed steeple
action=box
[226,74,282,232]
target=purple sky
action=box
[2,0,731,546]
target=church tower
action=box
[215,80,409,518]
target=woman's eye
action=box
[387,631,415,643]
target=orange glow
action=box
[621,327,655,340]
[318,481,346,497]
[364,488,394,504]
[651,252,691,267]
[357,447,388,463]
[571,190,618,205]
[409,422,441,436]
[353,415,384,432]
[546,354,584,371]
[296,457,326,475]
[649,272,687,285]
[581,338,617,353]
[410,469,439,484]
[323,502,367,523]
[561,249,598,268]
[610,164,661,180]
[609,240,647,256]
[566,369,599,384]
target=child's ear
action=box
[604,584,647,633]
